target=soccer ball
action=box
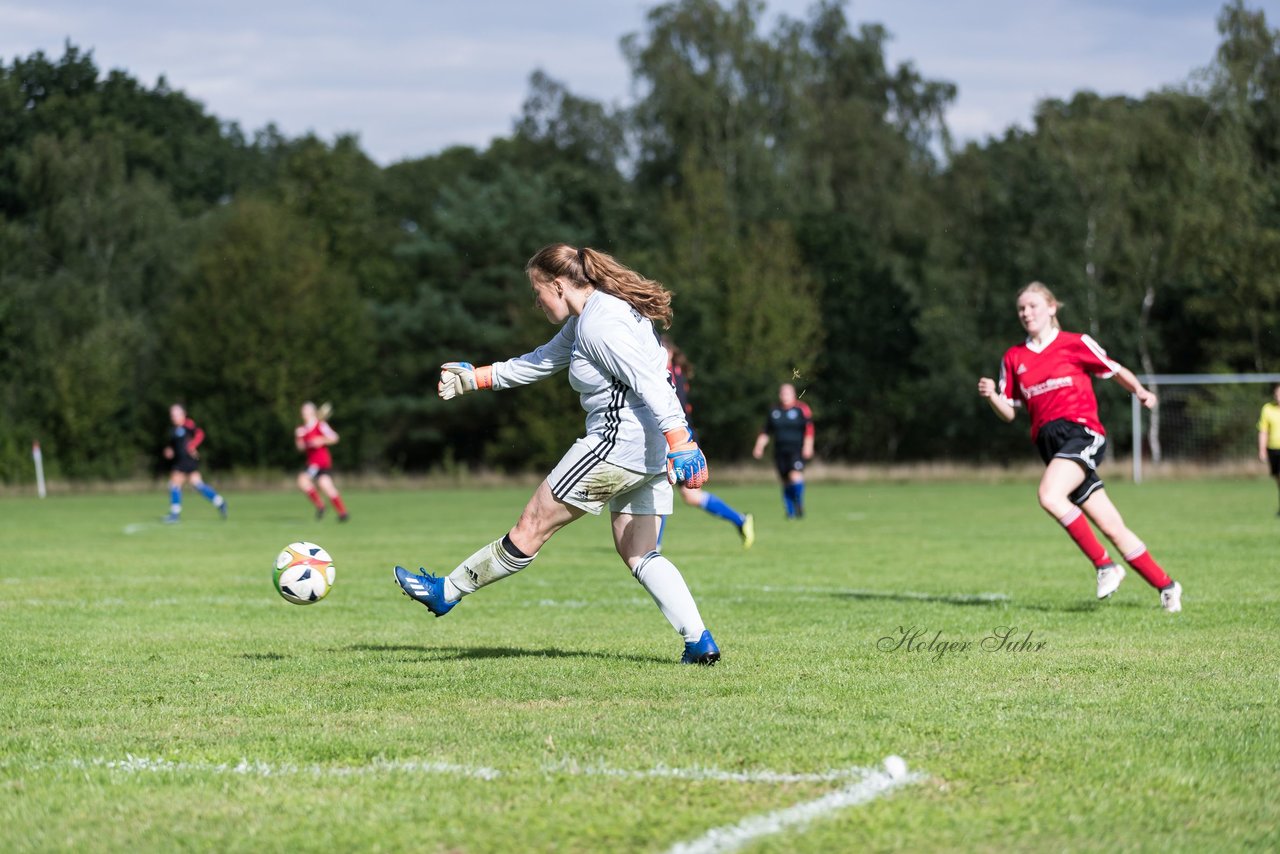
[273,541,336,605]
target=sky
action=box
[3,0,1279,165]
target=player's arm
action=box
[440,324,575,400]
[1109,365,1157,410]
[752,432,769,459]
[800,403,815,460]
[977,377,1016,422]
[319,422,339,446]
[1260,409,1271,463]
[1074,333,1155,408]
[185,421,205,457]
[979,352,1020,422]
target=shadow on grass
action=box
[1015,598,1145,613]
[833,590,1011,608]
[340,643,668,664]
[834,589,1147,613]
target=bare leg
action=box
[442,480,585,600]
[614,511,706,642]
[1081,489,1143,557]
[1036,458,1087,518]
[1083,488,1173,590]
[1038,459,1112,570]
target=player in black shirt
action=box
[752,383,814,518]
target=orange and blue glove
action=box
[665,428,709,488]
[438,362,493,400]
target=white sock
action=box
[632,551,706,642]
[443,537,536,601]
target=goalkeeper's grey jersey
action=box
[490,290,687,474]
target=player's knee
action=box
[1037,487,1070,515]
[511,510,555,553]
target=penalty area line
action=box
[546,760,874,784]
[666,763,921,854]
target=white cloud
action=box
[2,0,1278,162]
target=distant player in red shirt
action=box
[977,282,1182,612]
[162,403,227,523]
[657,338,755,549]
[753,383,814,519]
[296,401,349,522]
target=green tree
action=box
[0,131,185,477]
[162,197,373,470]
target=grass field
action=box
[2,478,1278,852]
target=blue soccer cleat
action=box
[218,500,228,520]
[393,566,458,617]
[681,629,720,665]
[162,512,181,524]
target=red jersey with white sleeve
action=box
[296,420,338,469]
[996,328,1121,441]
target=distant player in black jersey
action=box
[162,403,228,523]
[752,383,813,518]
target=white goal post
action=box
[1131,373,1280,483]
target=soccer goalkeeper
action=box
[393,244,721,665]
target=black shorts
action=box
[305,464,333,479]
[172,457,200,475]
[1035,419,1106,506]
[1268,449,1280,477]
[774,448,805,480]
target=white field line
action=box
[0,596,279,610]
[18,757,914,790]
[53,755,501,780]
[546,760,875,784]
[667,768,923,854]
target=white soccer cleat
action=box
[1095,563,1126,599]
[1160,581,1183,613]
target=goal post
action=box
[1131,373,1280,483]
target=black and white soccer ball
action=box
[273,541,335,605]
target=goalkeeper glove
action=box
[665,428,709,488]
[438,362,493,400]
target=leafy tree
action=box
[162,197,373,470]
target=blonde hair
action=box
[525,244,673,328]
[1018,281,1062,329]
[301,401,332,421]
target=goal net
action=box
[1130,373,1280,482]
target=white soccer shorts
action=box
[547,438,673,516]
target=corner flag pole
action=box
[33,441,46,498]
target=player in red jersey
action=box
[977,282,1182,612]
[657,338,755,549]
[295,401,349,522]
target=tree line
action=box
[1,0,1277,482]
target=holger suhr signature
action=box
[878,626,1047,661]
